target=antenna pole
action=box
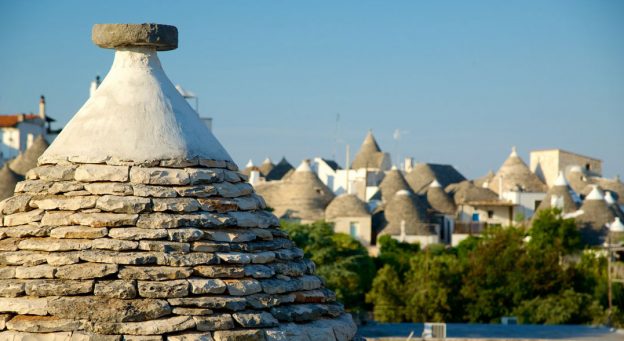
[345,144,350,194]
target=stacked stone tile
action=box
[0,23,356,341]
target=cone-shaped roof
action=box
[0,163,22,200]
[265,157,294,181]
[351,130,390,170]
[473,170,495,188]
[380,190,430,236]
[0,23,356,340]
[40,44,231,166]
[426,179,457,215]
[9,135,49,176]
[378,167,411,202]
[450,180,500,205]
[405,163,466,194]
[536,171,578,214]
[610,217,624,232]
[488,147,547,194]
[565,165,590,194]
[255,160,335,222]
[326,193,370,220]
[258,157,275,177]
[577,186,614,229]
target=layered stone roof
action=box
[0,23,356,341]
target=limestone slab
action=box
[75,164,129,182]
[119,266,192,280]
[56,263,118,279]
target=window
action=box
[534,200,542,210]
[349,222,359,238]
[487,210,494,219]
[585,163,591,171]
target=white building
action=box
[0,96,57,163]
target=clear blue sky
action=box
[1,1,622,178]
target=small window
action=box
[349,222,359,238]
[487,210,494,219]
[585,163,591,171]
[534,200,542,210]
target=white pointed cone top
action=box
[605,191,617,205]
[585,185,604,201]
[610,217,624,232]
[41,47,232,164]
[510,146,518,157]
[245,159,254,168]
[263,157,273,165]
[554,171,569,187]
[430,179,441,188]
[296,159,312,172]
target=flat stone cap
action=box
[92,23,178,51]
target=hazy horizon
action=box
[1,1,622,179]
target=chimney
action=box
[39,95,46,119]
[90,75,101,98]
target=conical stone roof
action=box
[255,160,335,223]
[536,171,578,214]
[378,167,411,202]
[325,194,370,220]
[265,157,294,181]
[0,23,356,340]
[9,135,50,176]
[380,190,430,236]
[258,158,275,178]
[449,180,499,205]
[351,131,390,170]
[405,163,466,194]
[0,164,22,200]
[576,186,613,245]
[426,179,456,215]
[488,147,547,194]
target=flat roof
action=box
[530,148,602,162]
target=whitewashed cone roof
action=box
[0,23,356,340]
[610,217,624,232]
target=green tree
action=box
[376,235,420,277]
[281,220,375,312]
[460,226,527,322]
[365,265,405,322]
[513,289,603,324]
[528,208,581,254]
[403,250,465,322]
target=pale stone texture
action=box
[75,165,129,182]
[6,315,84,332]
[96,195,151,213]
[94,280,137,299]
[0,22,353,339]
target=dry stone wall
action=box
[0,159,357,340]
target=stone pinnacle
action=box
[92,23,178,51]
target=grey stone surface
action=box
[92,23,178,51]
